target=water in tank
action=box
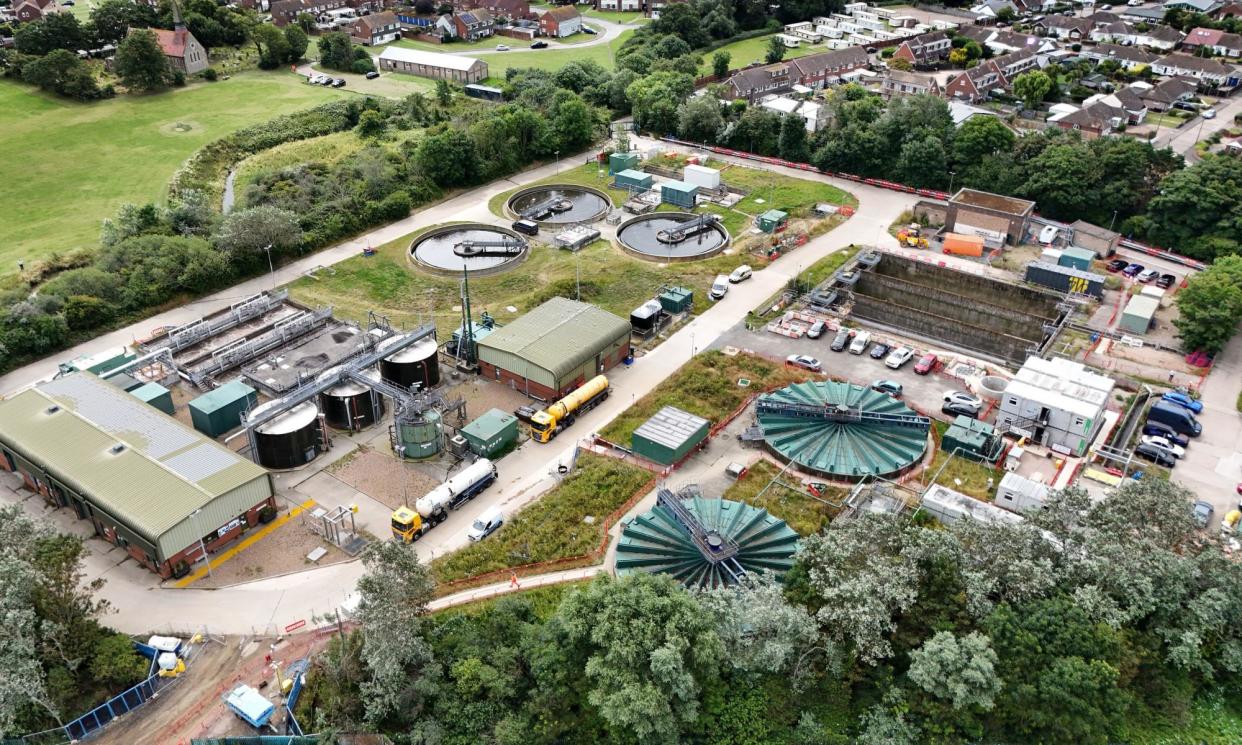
[319,372,384,431]
[395,409,443,459]
[251,400,324,470]
[380,336,441,392]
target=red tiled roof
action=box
[150,28,188,58]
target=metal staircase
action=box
[656,487,746,584]
[756,397,930,431]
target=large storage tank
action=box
[319,370,384,431]
[395,409,443,459]
[251,400,324,470]
[380,336,441,393]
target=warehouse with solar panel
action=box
[756,380,931,481]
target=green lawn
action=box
[0,72,344,281]
[697,34,820,76]
[583,8,649,23]
[480,28,635,80]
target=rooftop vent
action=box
[109,444,125,455]
[45,405,60,414]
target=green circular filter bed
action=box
[757,381,929,481]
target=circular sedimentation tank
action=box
[506,185,611,225]
[319,370,384,431]
[410,223,528,274]
[380,335,441,392]
[395,409,443,459]
[616,212,729,262]
[757,381,929,481]
[250,399,324,470]
[616,495,799,588]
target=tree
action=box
[778,113,810,163]
[907,631,1001,711]
[1174,256,1242,355]
[318,31,362,72]
[213,206,303,256]
[1019,143,1095,220]
[554,574,722,744]
[22,49,101,100]
[712,50,730,79]
[677,95,724,143]
[895,134,948,189]
[89,634,147,689]
[15,13,86,56]
[356,109,387,139]
[949,47,967,66]
[62,295,114,331]
[416,129,479,186]
[651,2,709,48]
[115,28,171,91]
[91,0,157,44]
[1143,155,1242,261]
[996,5,1016,22]
[551,94,597,151]
[252,23,290,69]
[296,11,316,33]
[889,56,914,71]
[434,79,452,106]
[1012,69,1052,110]
[765,34,786,64]
[698,573,822,680]
[626,71,694,134]
[952,115,1016,166]
[284,25,309,62]
[354,540,439,726]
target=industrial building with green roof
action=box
[476,297,631,400]
[0,373,275,579]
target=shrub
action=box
[203,67,218,81]
[351,57,375,75]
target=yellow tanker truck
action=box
[529,375,610,443]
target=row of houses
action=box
[722,47,871,102]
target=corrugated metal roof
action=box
[378,46,486,72]
[190,380,256,415]
[661,180,699,194]
[462,408,517,440]
[0,373,268,544]
[477,298,630,381]
[760,209,789,220]
[1122,293,1160,320]
[633,406,709,450]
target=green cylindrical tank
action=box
[396,409,443,459]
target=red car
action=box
[914,353,938,375]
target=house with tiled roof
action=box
[1090,21,1182,50]
[1134,76,1197,109]
[1181,26,1242,56]
[446,8,494,40]
[1080,42,1159,67]
[1053,100,1127,139]
[453,0,528,20]
[722,48,869,101]
[723,64,791,102]
[11,0,64,22]
[943,49,1039,102]
[881,69,943,98]
[891,30,951,67]
[538,4,581,37]
[1035,13,1093,39]
[270,0,348,26]
[1152,52,1241,85]
[348,11,400,45]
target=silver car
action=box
[943,390,983,411]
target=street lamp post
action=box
[190,508,212,578]
[1108,209,1119,232]
[555,150,560,174]
[263,243,275,290]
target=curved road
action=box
[0,136,914,636]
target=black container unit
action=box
[253,401,324,469]
[319,377,384,431]
[380,337,441,393]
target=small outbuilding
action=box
[609,152,640,175]
[942,415,1001,462]
[994,472,1051,515]
[460,408,519,458]
[631,406,710,465]
[1024,261,1105,298]
[1119,294,1160,335]
[683,164,721,189]
[615,168,653,192]
[189,380,258,438]
[658,286,694,314]
[130,382,174,415]
[1057,246,1096,272]
[660,180,699,209]
[757,209,789,233]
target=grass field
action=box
[720,459,843,535]
[583,9,649,23]
[0,72,343,280]
[480,28,634,81]
[919,422,1003,500]
[697,34,820,76]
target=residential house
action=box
[11,0,63,21]
[1220,1,1242,16]
[598,0,642,10]
[955,24,1056,56]
[1136,76,1197,109]
[944,59,1009,102]
[348,11,400,45]
[880,68,943,97]
[1083,88,1147,123]
[949,99,1003,126]
[990,47,1041,79]
[270,0,347,26]
[971,0,1019,19]
[1182,26,1242,56]
[538,4,581,37]
[141,5,207,75]
[1036,14,1093,39]
[450,9,495,41]
[1090,21,1183,50]
[378,45,488,81]
[1080,42,1159,67]
[1163,0,1223,13]
[462,0,528,20]
[1153,52,1241,85]
[723,64,792,102]
[891,30,952,67]
[1118,4,1167,22]
[760,96,826,131]
[722,47,869,101]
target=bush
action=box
[351,57,375,74]
[172,70,186,86]
[203,67,218,81]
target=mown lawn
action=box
[720,459,843,536]
[696,33,820,76]
[598,350,818,445]
[430,454,653,584]
[583,9,649,23]
[478,28,634,81]
[0,72,344,281]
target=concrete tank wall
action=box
[855,272,1048,342]
[872,254,1059,319]
[850,295,1036,364]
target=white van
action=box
[849,330,872,354]
[1038,225,1059,245]
[709,274,730,301]
[467,507,504,541]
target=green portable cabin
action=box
[658,286,694,314]
[609,152,640,176]
[130,382,174,415]
[189,380,258,438]
[942,415,1001,463]
[660,180,699,209]
[1119,294,1159,335]
[460,408,519,458]
[1058,246,1095,272]
[631,406,710,466]
[615,169,653,191]
[757,209,788,233]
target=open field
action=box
[0,73,343,280]
[479,28,634,81]
[583,8,650,23]
[696,33,820,76]
[720,458,843,535]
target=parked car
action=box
[1038,225,1059,245]
[530,41,548,48]
[331,78,346,87]
[807,320,826,339]
[1192,500,1214,527]
[943,390,983,411]
[729,264,752,283]
[1147,400,1201,437]
[1141,421,1189,448]
[1156,273,1176,289]
[872,380,903,398]
[583,25,597,33]
[849,330,872,355]
[942,401,979,419]
[830,328,852,352]
[1140,434,1185,459]
[709,274,729,301]
[786,354,822,372]
[1106,258,1130,273]
[914,352,938,375]
[1161,390,1203,413]
[318,75,333,85]
[885,346,915,369]
[496,44,510,51]
[1134,443,1176,468]
[467,507,504,541]
[869,342,891,360]
[1202,108,1216,119]
[1122,263,1144,277]
[1137,268,1160,284]
[365,71,380,79]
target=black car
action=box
[1156,273,1176,289]
[331,78,346,87]
[1106,258,1129,273]
[530,40,548,48]
[942,401,979,419]
[583,26,597,34]
[365,71,380,79]
[830,328,851,352]
[1134,443,1176,468]
[1141,421,1189,448]
[869,342,891,360]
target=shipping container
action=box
[130,382,174,415]
[608,152,640,176]
[660,180,699,209]
[460,409,519,458]
[757,209,788,233]
[683,164,721,189]
[942,233,985,257]
[1057,246,1095,272]
[1023,261,1105,298]
[1119,294,1159,335]
[631,406,710,465]
[614,168,653,191]
[658,286,694,314]
[189,380,258,437]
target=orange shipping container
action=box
[942,233,984,257]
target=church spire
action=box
[172,0,186,30]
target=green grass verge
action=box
[432,580,586,619]
[700,157,858,215]
[696,33,820,76]
[582,9,649,23]
[923,432,1003,500]
[598,350,817,445]
[720,459,842,535]
[478,28,634,81]
[800,244,861,288]
[429,454,653,583]
[0,72,344,281]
